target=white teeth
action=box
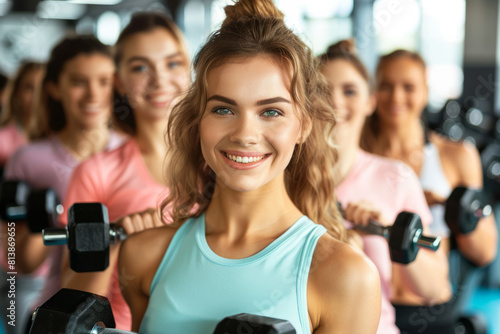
[225,153,265,164]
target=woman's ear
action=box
[46,81,61,101]
[297,118,313,144]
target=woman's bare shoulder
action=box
[309,233,379,289]
[308,233,381,332]
[119,225,180,294]
[430,131,482,186]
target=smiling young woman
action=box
[58,12,191,331]
[2,35,123,334]
[118,1,381,333]
[319,40,451,334]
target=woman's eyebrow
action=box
[207,95,237,106]
[206,95,291,106]
[256,97,290,105]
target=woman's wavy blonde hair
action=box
[161,0,347,242]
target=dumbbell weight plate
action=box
[214,313,296,334]
[29,288,115,334]
[389,212,422,264]
[0,180,30,221]
[26,189,62,233]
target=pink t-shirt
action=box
[0,124,27,166]
[2,133,125,307]
[61,139,169,331]
[336,150,432,334]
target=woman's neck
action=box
[375,119,425,174]
[377,119,424,156]
[334,129,361,186]
[57,122,110,161]
[205,175,303,241]
[135,119,168,159]
[134,118,169,185]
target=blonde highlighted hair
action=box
[161,0,347,242]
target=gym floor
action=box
[466,287,500,334]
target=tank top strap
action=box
[296,223,327,332]
[420,142,452,198]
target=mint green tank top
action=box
[139,213,327,334]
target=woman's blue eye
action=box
[168,61,181,69]
[345,89,356,96]
[213,107,233,115]
[262,109,281,117]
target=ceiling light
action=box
[66,0,123,5]
[37,1,86,20]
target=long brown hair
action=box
[161,0,346,242]
[0,62,44,127]
[361,49,426,152]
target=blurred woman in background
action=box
[362,49,497,333]
[0,62,43,166]
[60,12,191,331]
[1,35,123,334]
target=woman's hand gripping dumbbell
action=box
[338,201,441,264]
[42,202,163,272]
[444,186,493,235]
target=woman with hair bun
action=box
[361,49,497,333]
[319,40,451,334]
[119,1,381,333]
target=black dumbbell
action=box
[29,288,296,334]
[455,313,488,334]
[481,142,500,201]
[0,180,63,233]
[338,203,440,264]
[445,187,492,235]
[42,202,127,272]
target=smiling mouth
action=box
[223,152,270,164]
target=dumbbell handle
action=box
[5,205,27,220]
[356,221,441,251]
[42,224,127,246]
[91,323,137,334]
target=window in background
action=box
[373,0,420,53]
[96,11,121,44]
[209,0,354,56]
[421,0,465,112]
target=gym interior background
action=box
[0,0,499,333]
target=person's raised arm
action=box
[393,162,451,303]
[119,225,176,332]
[3,150,48,273]
[449,141,498,267]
